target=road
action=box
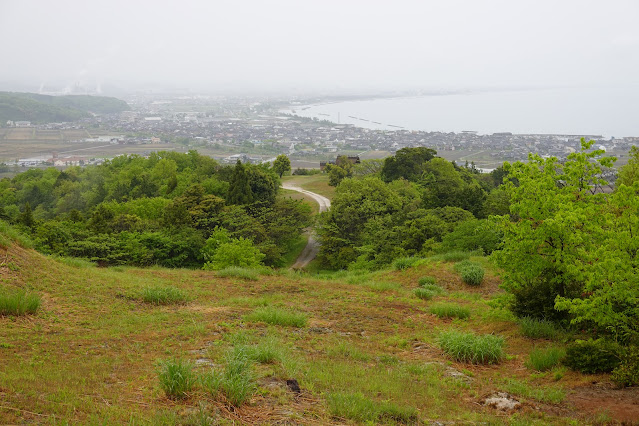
[282,183,331,269]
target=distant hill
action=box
[0,91,130,124]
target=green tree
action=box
[494,139,618,322]
[227,160,254,205]
[272,154,291,178]
[20,202,36,230]
[617,145,639,188]
[380,147,437,182]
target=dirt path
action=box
[282,183,331,269]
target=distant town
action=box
[3,93,638,172]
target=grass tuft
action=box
[393,256,421,270]
[0,289,41,316]
[157,359,196,400]
[519,317,560,339]
[438,330,504,364]
[216,266,260,281]
[141,286,189,305]
[429,303,470,319]
[414,285,444,300]
[326,392,418,424]
[454,260,484,286]
[418,276,437,286]
[245,307,307,327]
[525,346,566,372]
[502,378,566,403]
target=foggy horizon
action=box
[1,0,639,96]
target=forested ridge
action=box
[0,151,310,268]
[0,91,130,123]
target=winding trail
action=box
[282,183,331,269]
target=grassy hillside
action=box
[0,91,129,124]
[1,227,636,424]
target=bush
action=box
[441,219,503,254]
[438,330,504,364]
[202,237,265,270]
[245,307,307,327]
[525,347,566,372]
[430,303,470,319]
[0,289,41,316]
[509,274,578,322]
[418,276,436,286]
[611,346,639,388]
[519,317,560,339]
[563,339,621,374]
[158,359,196,400]
[141,286,189,305]
[454,260,484,286]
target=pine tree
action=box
[227,160,254,205]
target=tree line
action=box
[0,151,309,268]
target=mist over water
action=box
[285,87,639,138]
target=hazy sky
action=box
[1,0,638,93]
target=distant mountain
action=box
[0,92,130,124]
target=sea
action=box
[283,87,639,138]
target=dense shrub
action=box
[611,346,639,387]
[563,339,621,374]
[441,219,503,254]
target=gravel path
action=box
[282,183,331,269]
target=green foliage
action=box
[611,345,639,388]
[495,139,639,340]
[0,288,41,316]
[157,359,196,400]
[244,307,307,327]
[519,317,560,339]
[0,151,309,269]
[563,339,621,374]
[429,303,470,319]
[202,237,265,270]
[141,286,189,305]
[454,260,484,286]
[525,347,566,371]
[326,392,418,424]
[441,219,503,254]
[380,147,437,182]
[438,330,504,364]
[414,287,439,300]
[226,160,253,205]
[616,145,639,187]
[272,154,291,178]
